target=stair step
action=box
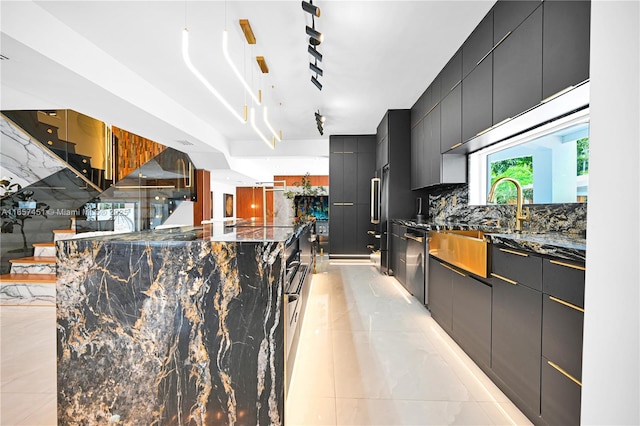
[0,275,56,306]
[33,243,56,257]
[53,229,76,241]
[0,274,57,284]
[9,256,57,264]
[9,257,57,274]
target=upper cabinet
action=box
[542,0,591,100]
[493,5,543,125]
[409,0,591,189]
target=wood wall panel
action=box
[112,126,166,182]
[236,187,275,220]
[274,175,329,187]
[194,169,211,225]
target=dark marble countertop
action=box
[67,220,313,246]
[392,218,586,262]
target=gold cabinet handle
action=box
[449,142,463,150]
[548,360,582,387]
[342,202,354,206]
[367,230,376,235]
[400,258,406,263]
[499,248,528,257]
[549,296,585,313]
[440,262,466,277]
[550,259,586,271]
[404,233,424,243]
[491,272,517,285]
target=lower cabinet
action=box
[391,224,407,285]
[429,244,586,425]
[428,256,453,334]
[452,271,492,368]
[491,273,542,417]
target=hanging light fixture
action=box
[315,111,325,135]
[301,1,321,17]
[251,107,275,149]
[306,25,323,45]
[311,75,322,91]
[182,28,245,123]
[308,45,322,62]
[223,29,262,105]
[309,62,323,76]
[263,106,282,143]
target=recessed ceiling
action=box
[0,0,495,183]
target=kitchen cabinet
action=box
[428,256,453,334]
[440,83,462,153]
[451,269,491,368]
[462,58,493,142]
[491,246,542,291]
[492,5,542,125]
[542,0,590,100]
[390,223,407,284]
[493,1,540,46]
[329,135,376,256]
[541,258,585,426]
[462,11,493,77]
[375,110,413,273]
[376,114,389,170]
[490,266,542,418]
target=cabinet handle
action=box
[404,233,424,243]
[449,142,463,150]
[342,202,354,206]
[367,244,375,249]
[440,262,466,277]
[333,202,343,206]
[550,259,586,271]
[549,296,585,313]
[547,360,582,387]
[491,272,517,285]
[368,230,376,235]
[499,248,529,257]
[493,31,512,51]
[400,258,406,263]
[542,85,575,104]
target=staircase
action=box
[0,226,75,306]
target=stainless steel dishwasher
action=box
[404,229,427,305]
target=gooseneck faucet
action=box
[487,177,530,231]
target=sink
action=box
[428,230,489,277]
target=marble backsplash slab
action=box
[429,185,587,235]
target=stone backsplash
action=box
[429,184,587,235]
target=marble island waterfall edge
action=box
[56,236,286,425]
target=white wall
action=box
[582,1,640,424]
[210,180,237,220]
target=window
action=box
[469,109,589,205]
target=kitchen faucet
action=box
[487,177,530,231]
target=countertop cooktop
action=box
[393,218,586,263]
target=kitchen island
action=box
[56,220,313,425]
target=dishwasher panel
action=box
[405,230,427,305]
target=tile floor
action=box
[285,259,532,425]
[0,258,531,425]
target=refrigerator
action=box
[371,166,390,274]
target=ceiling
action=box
[0,0,495,185]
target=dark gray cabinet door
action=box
[462,10,493,77]
[491,277,542,416]
[440,85,461,153]
[452,274,492,368]
[493,0,540,45]
[462,57,493,142]
[541,357,582,426]
[329,202,344,254]
[356,203,374,254]
[427,105,442,185]
[428,256,453,333]
[542,0,590,99]
[342,153,358,203]
[410,123,420,190]
[329,153,344,202]
[440,49,462,98]
[491,246,542,291]
[342,204,358,254]
[357,151,375,204]
[493,5,542,125]
[542,295,584,382]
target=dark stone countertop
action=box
[392,218,586,263]
[67,219,313,247]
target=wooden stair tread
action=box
[53,229,76,233]
[33,242,55,247]
[0,274,57,284]
[9,256,57,264]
